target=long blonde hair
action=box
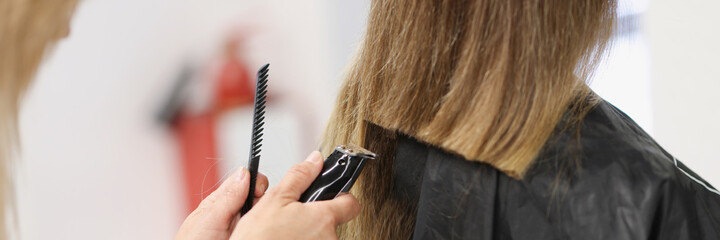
[322,0,616,239]
[0,0,78,238]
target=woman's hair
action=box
[321,0,616,239]
[0,0,78,237]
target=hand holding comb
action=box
[240,63,269,215]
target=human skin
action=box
[175,151,361,240]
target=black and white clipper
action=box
[299,144,376,202]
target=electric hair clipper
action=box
[299,144,376,202]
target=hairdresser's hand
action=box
[174,169,269,240]
[230,151,360,240]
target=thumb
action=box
[269,151,323,200]
[308,193,361,225]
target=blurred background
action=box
[15,0,718,239]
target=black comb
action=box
[240,63,269,215]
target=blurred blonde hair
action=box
[322,0,616,239]
[0,0,78,237]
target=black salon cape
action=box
[392,100,720,240]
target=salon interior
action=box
[14,0,719,239]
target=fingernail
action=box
[257,183,267,194]
[235,167,247,181]
[305,151,322,163]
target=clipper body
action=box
[299,144,376,202]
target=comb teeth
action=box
[241,63,269,215]
[253,121,265,131]
[250,64,269,159]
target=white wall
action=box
[646,1,720,187]
[18,1,190,239]
[591,0,654,135]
